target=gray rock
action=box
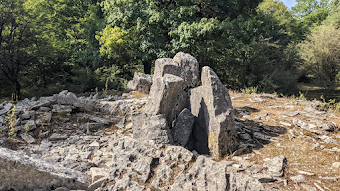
[144,74,184,123]
[152,146,194,189]
[290,174,306,183]
[188,86,209,154]
[53,91,77,105]
[20,133,36,144]
[283,111,299,117]
[89,116,113,125]
[251,173,277,183]
[24,120,37,131]
[20,110,35,120]
[0,116,4,124]
[153,58,181,79]
[172,108,194,147]
[170,156,229,191]
[263,155,287,177]
[173,52,199,88]
[332,162,340,168]
[132,114,173,146]
[301,184,317,191]
[49,133,68,141]
[31,100,53,110]
[127,72,153,94]
[229,172,269,191]
[233,144,253,156]
[200,66,238,159]
[0,147,89,190]
[320,123,338,132]
[52,105,72,114]
[73,99,96,112]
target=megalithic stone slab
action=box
[153,58,181,80]
[144,74,184,123]
[189,86,209,154]
[172,108,195,147]
[132,114,173,146]
[173,52,199,88]
[0,147,89,191]
[201,66,238,159]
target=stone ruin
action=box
[130,52,238,159]
[0,52,296,191]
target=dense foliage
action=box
[0,0,340,100]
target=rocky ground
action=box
[0,52,339,191]
[0,90,339,191]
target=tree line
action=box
[1,0,340,100]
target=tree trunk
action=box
[14,80,21,101]
[143,61,152,74]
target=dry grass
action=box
[129,91,148,99]
[229,91,340,191]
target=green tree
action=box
[292,0,329,28]
[298,25,340,89]
[0,0,39,99]
[100,0,263,74]
[324,0,340,27]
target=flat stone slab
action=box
[0,147,89,191]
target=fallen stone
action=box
[332,162,340,168]
[52,105,72,114]
[297,170,315,176]
[53,91,77,105]
[89,116,113,125]
[263,155,286,177]
[0,147,89,190]
[229,172,269,191]
[73,99,96,112]
[20,134,36,144]
[233,144,253,156]
[49,133,68,141]
[90,167,110,183]
[290,174,306,183]
[283,111,299,117]
[320,123,338,132]
[301,184,316,191]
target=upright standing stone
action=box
[172,108,195,147]
[144,74,184,123]
[173,52,199,88]
[190,66,237,159]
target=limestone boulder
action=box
[127,72,153,94]
[153,58,181,79]
[53,90,77,105]
[173,52,199,88]
[190,66,238,159]
[170,156,229,191]
[144,74,184,123]
[172,108,195,147]
[132,114,173,146]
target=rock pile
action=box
[138,52,238,159]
